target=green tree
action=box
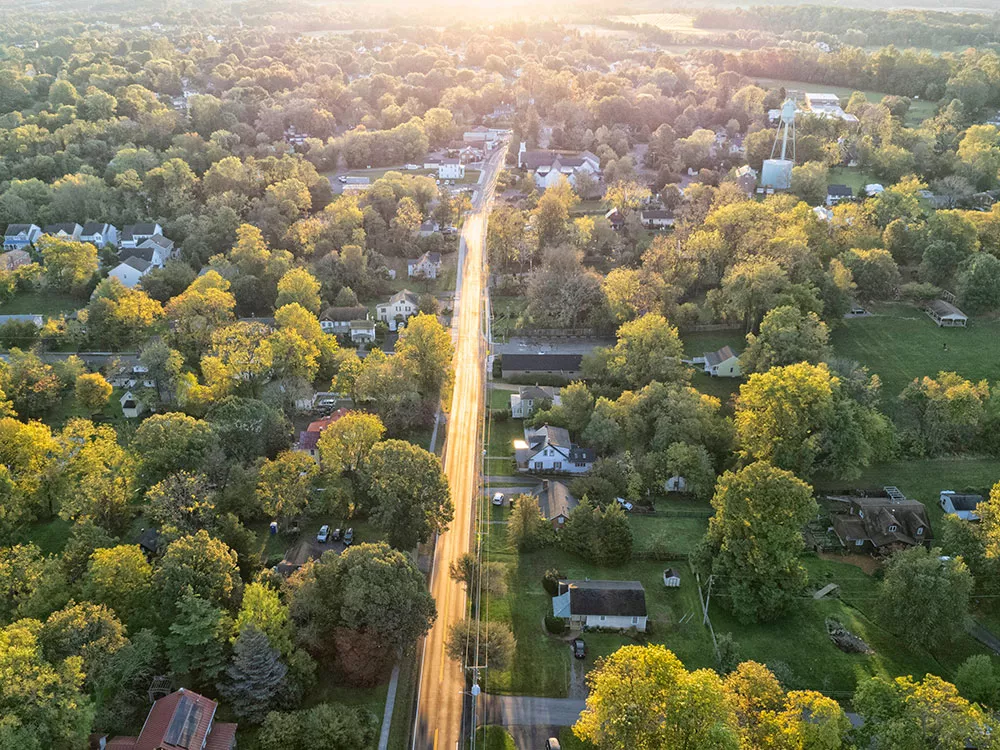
[661,442,716,501]
[132,412,218,487]
[38,235,97,295]
[145,472,217,541]
[206,395,289,463]
[605,313,687,389]
[877,546,972,645]
[256,703,379,750]
[507,494,553,552]
[74,372,112,415]
[445,618,516,671]
[574,644,739,750]
[154,530,242,612]
[256,451,319,527]
[394,312,454,399]
[233,582,294,657]
[0,348,61,418]
[365,440,453,550]
[701,462,817,623]
[83,545,154,629]
[165,588,232,683]
[56,419,135,534]
[218,626,288,723]
[0,544,67,624]
[741,306,830,374]
[790,161,829,205]
[955,655,999,708]
[0,619,93,749]
[562,498,633,566]
[0,417,59,535]
[532,178,579,248]
[316,411,386,476]
[840,248,901,300]
[899,371,988,456]
[275,267,322,314]
[39,602,128,686]
[957,252,1000,313]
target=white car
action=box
[615,497,634,512]
[492,492,505,506]
[317,525,331,543]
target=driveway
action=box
[480,695,586,749]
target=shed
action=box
[663,568,681,588]
[940,490,982,521]
[926,299,968,327]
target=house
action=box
[639,209,675,229]
[665,475,687,493]
[699,346,741,377]
[118,243,168,270]
[552,580,648,632]
[439,159,465,180]
[940,490,982,522]
[108,257,153,289]
[350,319,376,343]
[104,687,236,750]
[501,354,583,380]
[137,233,175,258]
[826,185,853,206]
[408,251,442,279]
[376,289,420,331]
[510,385,560,418]
[137,527,160,558]
[43,222,82,241]
[296,408,350,462]
[514,424,594,474]
[535,479,579,529]
[108,362,155,390]
[320,305,370,335]
[926,299,968,328]
[418,220,439,237]
[424,157,443,170]
[119,223,163,249]
[735,164,757,196]
[2,224,41,251]
[80,222,118,248]
[0,313,43,327]
[813,206,834,222]
[829,487,933,552]
[0,249,31,271]
[804,93,859,123]
[865,184,885,197]
[518,143,600,190]
[463,125,497,145]
[120,390,145,419]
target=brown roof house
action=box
[104,687,236,750]
[534,479,579,530]
[552,580,648,632]
[829,486,932,553]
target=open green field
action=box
[828,166,882,194]
[0,289,81,317]
[830,303,1000,405]
[754,79,937,127]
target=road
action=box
[480,696,586,750]
[412,142,506,750]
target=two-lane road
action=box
[412,145,505,750]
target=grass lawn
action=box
[0,289,82,317]
[380,252,458,297]
[387,647,419,750]
[828,166,882,195]
[569,199,607,216]
[21,516,72,555]
[680,329,744,408]
[467,726,516,750]
[754,79,937,127]
[491,296,528,343]
[486,415,523,473]
[831,303,1000,407]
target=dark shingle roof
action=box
[43,222,81,234]
[827,184,853,197]
[537,480,577,520]
[122,256,152,272]
[81,222,111,235]
[705,345,738,366]
[558,580,647,617]
[4,224,36,235]
[321,305,369,322]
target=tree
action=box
[899,371,988,456]
[701,462,817,623]
[741,305,830,374]
[532,178,579,248]
[448,553,508,599]
[853,674,994,750]
[206,396,289,463]
[661,442,716,501]
[73,373,112,415]
[0,417,59,535]
[445,618,516,671]
[877,546,972,645]
[841,248,901,300]
[957,252,1000,313]
[39,602,128,686]
[365,440,453,550]
[146,472,217,540]
[56,419,135,535]
[955,655,999,708]
[561,499,633,566]
[0,619,93,749]
[256,703,379,750]
[218,626,288,722]
[716,257,790,333]
[154,530,242,612]
[288,543,435,684]
[735,362,835,477]
[574,644,739,750]
[37,235,97,295]
[605,313,687,389]
[316,411,386,477]
[132,413,218,487]
[0,544,68,624]
[86,279,164,350]
[256,451,319,528]
[165,588,232,683]
[790,161,829,205]
[83,545,153,629]
[165,271,237,361]
[201,321,275,398]
[604,180,652,215]
[507,494,552,552]
[0,348,61,418]
[233,582,294,657]
[394,313,454,399]
[275,267,322,314]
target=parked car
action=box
[332,527,341,542]
[546,739,561,750]
[343,528,354,546]
[573,638,586,659]
[337,175,347,183]
[492,492,505,506]
[615,497,634,512]
[317,525,331,543]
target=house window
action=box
[553,462,562,470]
[916,527,924,535]
[888,524,898,532]
[631,616,638,625]
[855,539,864,546]
[557,517,564,525]
[599,616,605,622]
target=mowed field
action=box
[755,78,938,126]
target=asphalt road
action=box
[480,696,586,750]
[412,144,506,750]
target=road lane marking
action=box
[433,728,439,750]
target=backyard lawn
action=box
[830,303,1000,406]
[0,289,81,316]
[485,413,523,477]
[828,166,882,194]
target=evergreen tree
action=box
[218,626,288,722]
[165,588,232,685]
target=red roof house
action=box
[106,688,236,750]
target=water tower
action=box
[761,98,796,190]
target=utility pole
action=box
[702,574,714,625]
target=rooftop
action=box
[557,580,647,617]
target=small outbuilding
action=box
[119,390,144,419]
[663,568,681,588]
[926,299,968,327]
[701,346,741,378]
[940,490,982,522]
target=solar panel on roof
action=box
[164,695,202,748]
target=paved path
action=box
[377,664,401,750]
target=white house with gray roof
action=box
[552,580,648,632]
[3,224,41,251]
[376,289,420,331]
[510,385,560,418]
[80,222,118,248]
[108,256,153,288]
[514,424,593,474]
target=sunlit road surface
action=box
[412,147,505,750]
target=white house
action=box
[510,385,560,418]
[108,363,156,390]
[3,224,41,251]
[639,209,674,229]
[80,222,119,248]
[518,143,600,190]
[120,223,163,249]
[407,251,442,279]
[438,159,465,180]
[826,185,853,206]
[120,390,145,419]
[108,257,153,289]
[664,475,687,493]
[43,223,82,241]
[663,568,681,588]
[350,319,376,344]
[320,305,370,335]
[940,491,982,522]
[376,289,420,331]
[700,346,741,377]
[118,240,169,270]
[552,580,648,632]
[513,424,593,474]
